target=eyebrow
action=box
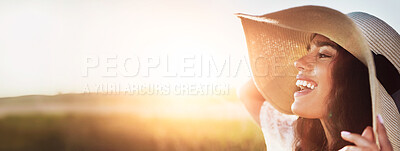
[306,41,339,51]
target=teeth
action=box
[296,80,316,90]
[296,80,300,86]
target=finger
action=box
[361,126,375,142]
[339,145,362,151]
[341,131,373,147]
[377,115,393,151]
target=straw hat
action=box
[236,5,400,149]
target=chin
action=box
[291,98,306,115]
[291,101,320,119]
[291,101,304,116]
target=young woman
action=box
[237,6,400,151]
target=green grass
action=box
[0,93,266,151]
[0,113,265,151]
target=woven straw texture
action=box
[348,12,400,150]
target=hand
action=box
[339,115,393,151]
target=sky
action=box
[0,0,399,97]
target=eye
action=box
[318,53,332,58]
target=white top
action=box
[259,101,298,151]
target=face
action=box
[291,34,339,119]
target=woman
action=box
[236,6,400,150]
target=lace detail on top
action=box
[260,101,298,151]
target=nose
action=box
[294,55,313,71]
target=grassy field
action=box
[0,94,266,151]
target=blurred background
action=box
[0,0,399,150]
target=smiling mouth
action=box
[296,80,316,90]
[294,80,317,97]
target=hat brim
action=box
[237,14,310,114]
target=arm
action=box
[237,78,265,126]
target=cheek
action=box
[309,63,334,116]
[291,63,334,118]
[318,63,334,101]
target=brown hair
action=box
[293,36,372,150]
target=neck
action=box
[320,118,334,149]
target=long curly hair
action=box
[293,36,372,151]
